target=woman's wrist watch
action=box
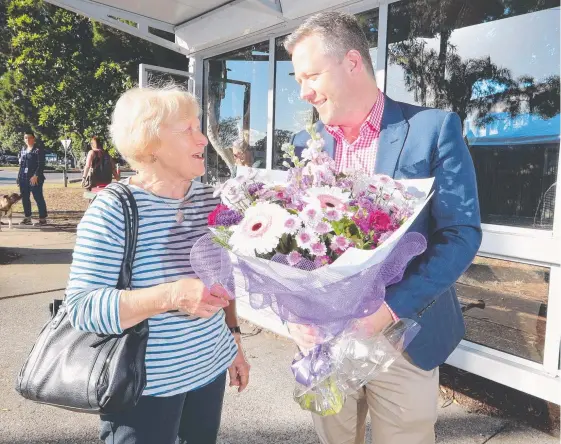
[229,326,241,334]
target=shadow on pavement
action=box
[0,247,73,265]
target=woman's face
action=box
[90,139,99,150]
[157,114,207,181]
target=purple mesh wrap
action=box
[190,232,427,337]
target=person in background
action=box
[17,130,48,226]
[82,136,120,190]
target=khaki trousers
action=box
[312,354,439,444]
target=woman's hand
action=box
[168,279,230,318]
[30,175,39,186]
[228,334,250,392]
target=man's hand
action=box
[228,334,250,392]
[29,175,39,186]
[352,304,394,338]
[287,322,323,352]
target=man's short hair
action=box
[24,130,35,137]
[284,11,375,77]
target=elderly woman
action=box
[66,86,250,444]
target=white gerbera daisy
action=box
[229,202,290,256]
[305,186,350,210]
[296,228,319,250]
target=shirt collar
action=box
[324,89,385,139]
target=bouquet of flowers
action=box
[190,125,433,415]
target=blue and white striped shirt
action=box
[66,180,237,397]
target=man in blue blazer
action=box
[284,12,481,444]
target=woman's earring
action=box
[150,153,158,163]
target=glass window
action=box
[203,41,269,183]
[272,8,379,170]
[386,0,560,229]
[457,256,548,363]
[144,70,191,89]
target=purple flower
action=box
[215,209,243,227]
[314,255,331,267]
[336,178,354,189]
[247,182,265,196]
[357,196,377,213]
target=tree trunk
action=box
[436,29,451,109]
[205,61,235,176]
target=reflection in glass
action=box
[145,71,191,90]
[457,256,548,363]
[272,9,379,170]
[203,42,269,183]
[386,0,560,229]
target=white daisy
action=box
[287,251,303,266]
[332,235,351,251]
[314,221,331,235]
[229,202,290,256]
[284,215,302,234]
[296,228,318,249]
[324,208,343,222]
[300,203,323,228]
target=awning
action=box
[45,0,340,55]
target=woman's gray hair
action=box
[284,11,375,77]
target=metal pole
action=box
[64,145,68,187]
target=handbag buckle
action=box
[51,304,67,328]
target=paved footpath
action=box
[0,224,557,443]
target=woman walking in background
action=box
[81,136,120,190]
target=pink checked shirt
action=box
[325,89,385,175]
[325,90,398,321]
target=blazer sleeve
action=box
[385,112,482,318]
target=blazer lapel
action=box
[375,96,409,177]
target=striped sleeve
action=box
[65,191,126,335]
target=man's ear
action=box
[345,50,364,75]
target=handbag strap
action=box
[52,183,138,316]
[99,183,139,290]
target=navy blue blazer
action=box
[18,145,46,182]
[292,95,482,370]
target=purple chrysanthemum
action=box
[215,209,243,227]
[247,182,265,196]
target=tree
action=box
[388,0,560,126]
[388,0,559,110]
[0,0,189,159]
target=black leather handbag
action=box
[16,183,148,414]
